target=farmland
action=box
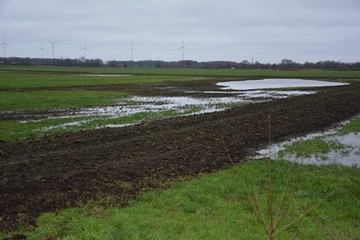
[1,66,360,237]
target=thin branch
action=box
[221,136,268,233]
[273,188,338,238]
[267,114,274,239]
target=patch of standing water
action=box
[71,89,313,121]
[77,96,249,119]
[255,120,360,167]
[217,78,349,90]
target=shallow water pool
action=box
[217,79,349,90]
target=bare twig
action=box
[273,188,338,238]
[267,114,274,239]
[221,136,268,233]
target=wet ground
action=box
[256,121,360,167]
[1,80,360,233]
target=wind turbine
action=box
[47,39,59,59]
[38,42,47,58]
[0,36,10,58]
[126,41,137,61]
[177,40,189,61]
[80,42,90,59]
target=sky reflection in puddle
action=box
[255,123,360,168]
[217,78,349,90]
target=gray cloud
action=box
[1,0,359,63]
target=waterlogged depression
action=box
[222,79,358,167]
[218,78,348,90]
[79,92,309,119]
[255,117,360,167]
[28,79,349,133]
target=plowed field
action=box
[1,81,360,232]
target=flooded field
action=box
[1,79,360,232]
[218,78,349,90]
[17,79,347,131]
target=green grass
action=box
[275,116,360,162]
[340,117,360,134]
[277,137,346,159]
[0,71,202,89]
[0,91,128,111]
[2,160,358,240]
[2,66,360,81]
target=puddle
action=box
[217,79,349,90]
[255,120,360,167]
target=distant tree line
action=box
[1,57,359,70]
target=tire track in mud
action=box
[1,83,360,232]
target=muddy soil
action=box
[1,81,360,233]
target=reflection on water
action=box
[217,78,349,90]
[255,122,360,167]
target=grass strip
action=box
[1,66,360,79]
[0,91,128,111]
[2,160,358,240]
[340,117,360,134]
[0,71,209,89]
[277,137,346,159]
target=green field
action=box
[2,65,360,80]
[1,66,358,92]
[0,69,202,89]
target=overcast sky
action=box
[1,0,359,63]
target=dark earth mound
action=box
[1,81,360,234]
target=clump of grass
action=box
[277,137,345,159]
[339,117,360,134]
